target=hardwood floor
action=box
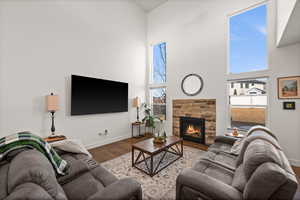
[293,166,300,180]
[89,137,149,163]
[89,136,300,179]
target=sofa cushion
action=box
[90,165,117,187]
[235,130,282,167]
[230,138,245,155]
[243,162,290,200]
[62,172,105,200]
[201,151,237,170]
[192,160,234,185]
[7,150,67,200]
[247,125,277,140]
[243,139,282,179]
[57,154,90,185]
[208,142,232,154]
[5,183,55,200]
[87,178,142,200]
[0,162,9,199]
[59,153,117,200]
[231,164,247,192]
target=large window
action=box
[228,78,268,131]
[149,43,166,120]
[228,4,268,131]
[229,4,267,74]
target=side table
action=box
[132,122,143,138]
[44,135,67,143]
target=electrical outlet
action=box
[98,132,103,136]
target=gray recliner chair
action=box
[176,130,298,200]
[0,149,142,200]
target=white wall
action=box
[0,0,147,148]
[148,0,300,166]
[277,0,298,46]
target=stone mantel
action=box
[172,99,216,145]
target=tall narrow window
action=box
[149,43,166,120]
[152,43,166,84]
[229,4,267,74]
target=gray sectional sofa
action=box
[0,149,142,200]
[176,129,299,200]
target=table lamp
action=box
[47,93,59,137]
[132,97,141,122]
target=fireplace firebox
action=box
[180,117,205,144]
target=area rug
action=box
[102,146,205,200]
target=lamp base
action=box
[48,134,57,138]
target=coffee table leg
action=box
[150,155,153,176]
[181,140,183,157]
[132,146,134,167]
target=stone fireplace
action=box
[180,117,205,144]
[173,99,216,145]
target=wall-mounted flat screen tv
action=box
[71,75,128,115]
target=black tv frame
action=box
[71,75,128,116]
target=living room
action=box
[0,0,299,199]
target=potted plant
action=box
[141,103,156,129]
[141,103,166,143]
[153,119,167,144]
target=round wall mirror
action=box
[181,74,204,96]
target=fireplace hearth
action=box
[180,117,205,144]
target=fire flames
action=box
[186,124,201,136]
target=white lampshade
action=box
[47,93,59,111]
[132,97,141,108]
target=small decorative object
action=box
[283,102,296,110]
[181,74,204,96]
[153,136,166,144]
[132,97,141,122]
[278,76,300,99]
[47,93,59,137]
[232,127,239,137]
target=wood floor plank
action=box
[292,166,300,181]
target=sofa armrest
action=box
[88,178,142,200]
[5,182,60,200]
[214,136,237,145]
[176,168,242,200]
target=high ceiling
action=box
[133,0,168,12]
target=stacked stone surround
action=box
[173,99,216,145]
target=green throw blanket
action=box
[0,132,69,175]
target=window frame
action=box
[227,77,270,132]
[226,1,270,132]
[227,1,269,75]
[148,42,167,119]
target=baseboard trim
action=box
[85,134,131,150]
[289,159,300,167]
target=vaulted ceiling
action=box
[133,0,168,12]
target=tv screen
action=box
[71,75,128,115]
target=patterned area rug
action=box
[102,146,205,200]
